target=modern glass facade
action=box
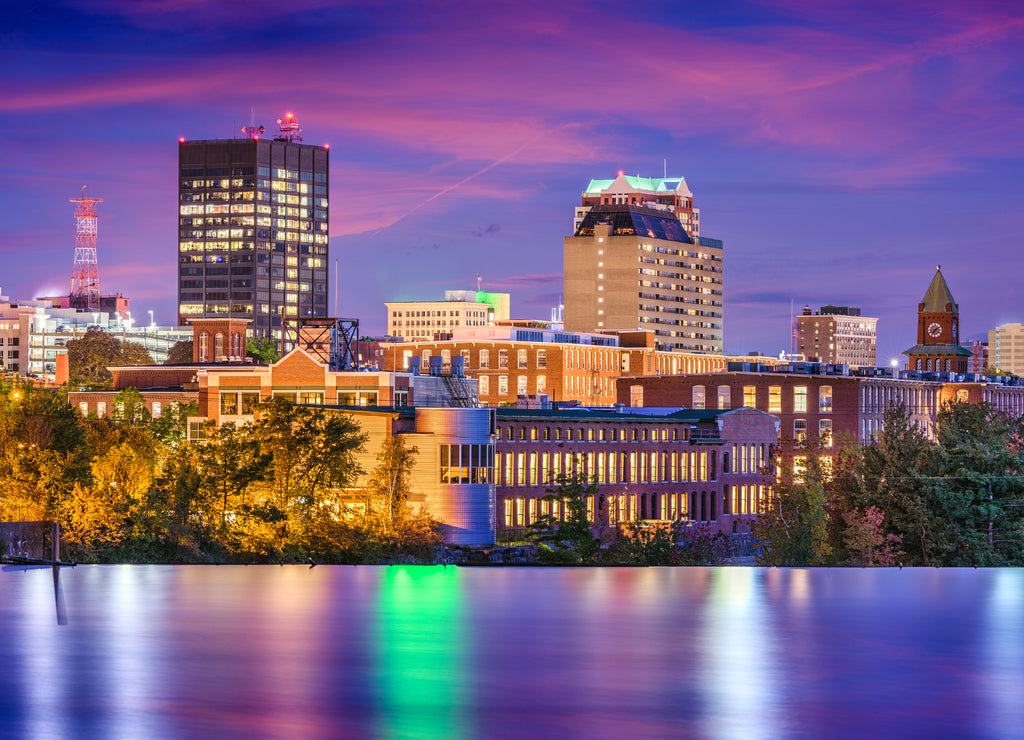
[177,138,329,338]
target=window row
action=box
[497,449,715,487]
[498,425,682,442]
[439,444,495,485]
[691,384,833,413]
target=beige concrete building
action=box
[564,197,723,353]
[796,306,878,367]
[386,289,510,341]
[989,323,1024,375]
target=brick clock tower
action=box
[903,266,970,373]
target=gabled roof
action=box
[583,174,692,197]
[921,266,958,313]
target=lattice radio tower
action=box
[69,186,103,310]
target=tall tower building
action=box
[796,305,878,367]
[177,114,329,339]
[564,173,723,353]
[903,266,970,373]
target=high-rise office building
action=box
[177,115,329,338]
[564,173,723,353]
[796,305,878,367]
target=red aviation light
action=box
[179,137,186,143]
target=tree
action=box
[111,388,150,424]
[854,406,942,566]
[66,328,154,388]
[364,435,420,538]
[843,506,904,566]
[252,397,366,533]
[246,338,280,365]
[527,471,602,563]
[165,340,193,365]
[929,401,1024,565]
[753,444,834,566]
[612,520,682,565]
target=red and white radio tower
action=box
[69,186,103,310]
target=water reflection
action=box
[373,566,469,740]
[1,566,1022,739]
[700,569,783,740]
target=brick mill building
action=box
[365,327,781,407]
[493,405,779,539]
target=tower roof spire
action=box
[921,265,958,313]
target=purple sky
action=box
[1,0,1022,361]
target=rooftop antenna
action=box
[476,273,482,291]
[276,112,302,142]
[241,107,264,140]
[664,158,667,178]
[69,186,103,311]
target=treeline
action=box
[0,380,439,564]
[755,403,1024,567]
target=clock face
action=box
[927,322,943,339]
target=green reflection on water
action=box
[373,566,470,740]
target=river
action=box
[1,565,1021,739]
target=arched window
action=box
[215,333,225,361]
[199,332,209,362]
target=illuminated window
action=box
[517,376,528,395]
[498,376,508,395]
[819,385,833,413]
[630,385,643,407]
[794,419,807,443]
[479,375,489,395]
[769,386,782,413]
[517,349,528,369]
[743,385,756,407]
[794,386,808,413]
[537,349,547,368]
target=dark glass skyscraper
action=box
[177,132,329,339]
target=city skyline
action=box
[1,1,1022,361]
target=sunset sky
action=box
[2,0,1022,360]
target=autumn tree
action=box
[165,340,194,365]
[843,506,904,566]
[66,328,154,388]
[362,435,439,556]
[251,398,366,547]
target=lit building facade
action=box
[620,365,1024,446]
[494,406,778,538]
[385,290,510,341]
[177,125,329,339]
[988,324,1024,376]
[564,173,723,353]
[796,306,877,367]
[365,327,780,407]
[574,174,700,236]
[1,295,190,381]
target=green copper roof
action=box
[583,175,690,195]
[921,266,958,313]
